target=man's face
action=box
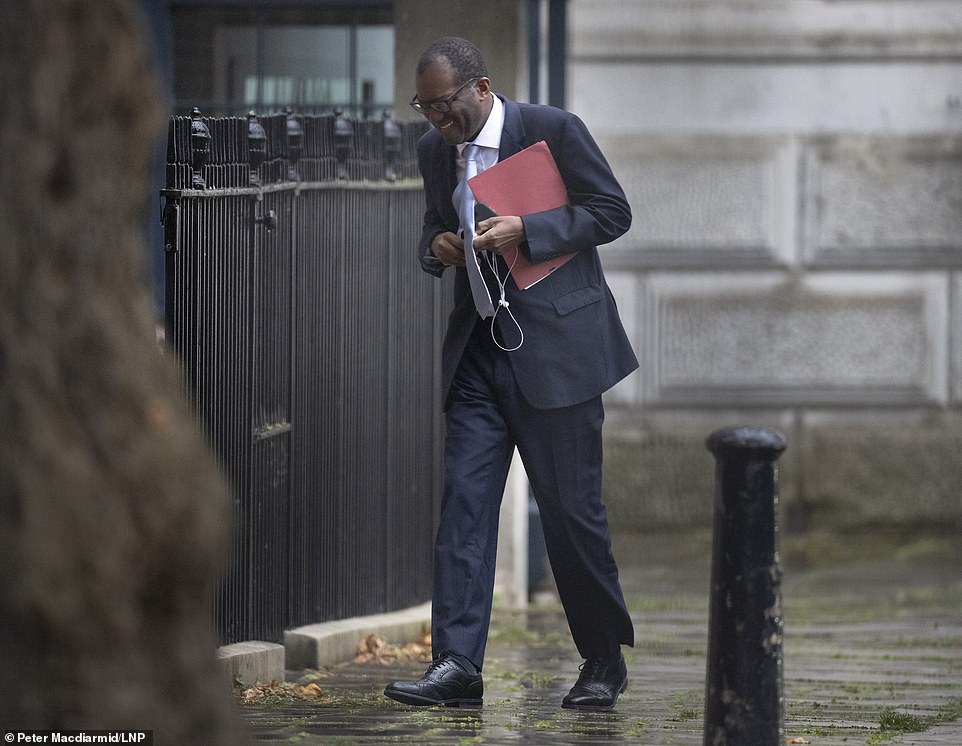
[414,59,491,146]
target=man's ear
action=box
[476,77,492,97]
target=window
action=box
[172,5,393,118]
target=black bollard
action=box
[703,426,788,746]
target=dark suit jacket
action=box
[417,95,638,410]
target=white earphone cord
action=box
[484,250,523,352]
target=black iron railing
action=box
[162,108,445,645]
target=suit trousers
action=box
[431,321,634,670]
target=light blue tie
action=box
[456,144,494,318]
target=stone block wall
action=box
[568,0,962,530]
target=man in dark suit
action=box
[385,37,636,710]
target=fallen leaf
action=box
[235,679,332,705]
[353,629,432,664]
[292,682,333,703]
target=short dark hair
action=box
[416,37,488,84]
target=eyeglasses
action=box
[410,78,479,115]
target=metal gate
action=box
[162,109,445,645]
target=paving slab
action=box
[234,530,962,744]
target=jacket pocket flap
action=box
[552,284,603,316]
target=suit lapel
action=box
[435,140,457,196]
[428,135,459,227]
[498,95,527,160]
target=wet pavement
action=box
[235,529,961,744]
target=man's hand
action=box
[430,231,466,266]
[474,216,525,256]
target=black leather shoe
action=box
[384,654,483,707]
[561,651,628,710]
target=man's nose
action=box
[426,109,445,127]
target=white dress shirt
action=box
[455,93,504,181]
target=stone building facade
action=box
[567,0,962,530]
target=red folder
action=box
[468,140,575,289]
